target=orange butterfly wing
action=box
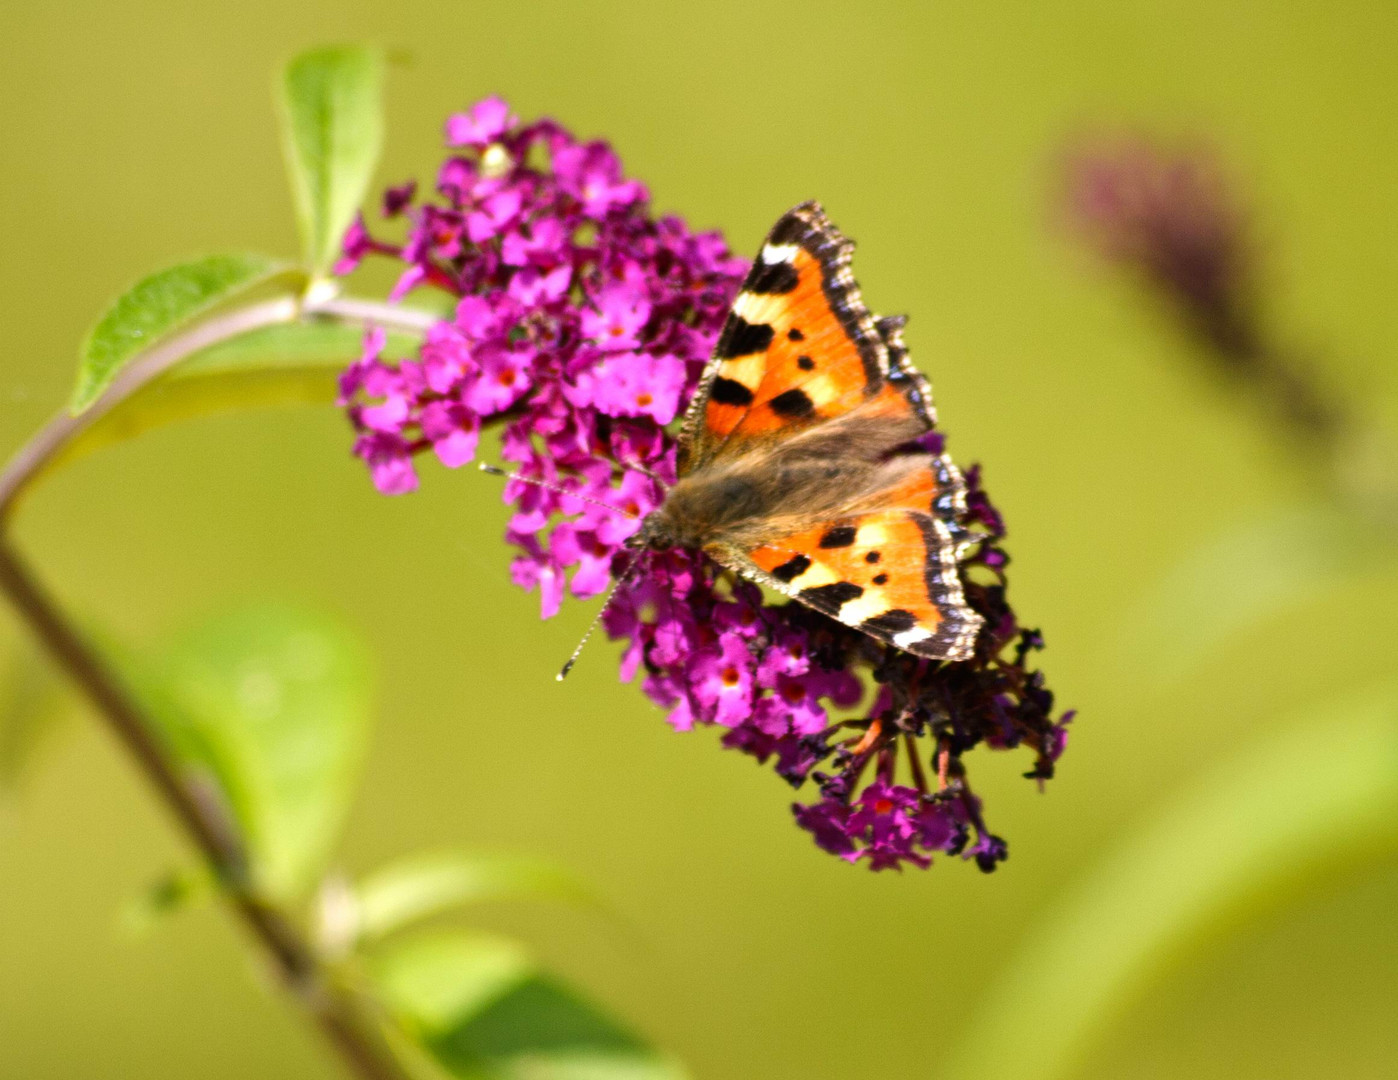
[682,202,983,660]
[679,203,935,470]
[740,501,981,662]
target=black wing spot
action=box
[802,582,864,612]
[818,525,857,548]
[769,388,815,419]
[718,317,775,359]
[745,260,799,294]
[796,355,815,371]
[865,551,881,564]
[771,554,812,583]
[872,573,888,585]
[787,328,805,342]
[862,609,916,635]
[709,377,754,407]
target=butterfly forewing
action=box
[680,202,892,470]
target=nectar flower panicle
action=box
[1063,137,1259,360]
[1064,135,1353,453]
[337,98,1072,871]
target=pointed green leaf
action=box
[353,851,597,945]
[374,932,536,1034]
[371,932,687,1080]
[940,685,1398,1080]
[48,320,425,479]
[278,45,385,276]
[21,311,441,508]
[145,603,375,901]
[72,253,294,413]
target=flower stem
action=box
[0,539,408,1080]
[0,289,444,1079]
[906,733,930,794]
[304,294,445,334]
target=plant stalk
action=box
[0,540,408,1080]
[0,291,440,1080]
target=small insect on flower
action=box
[621,201,983,661]
[339,100,1072,871]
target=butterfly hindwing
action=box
[729,503,982,661]
[863,440,972,540]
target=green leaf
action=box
[72,253,293,413]
[353,851,597,945]
[1114,503,1389,686]
[47,320,424,481]
[145,603,375,901]
[939,684,1398,1080]
[374,932,536,1034]
[278,45,385,276]
[371,931,686,1080]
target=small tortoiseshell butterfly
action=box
[629,201,984,660]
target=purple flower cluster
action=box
[1063,137,1257,359]
[339,98,1072,871]
[1065,136,1356,460]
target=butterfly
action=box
[627,201,984,661]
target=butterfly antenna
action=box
[478,463,649,681]
[478,462,640,519]
[557,554,642,681]
[618,460,665,483]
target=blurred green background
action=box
[2,3,1396,1079]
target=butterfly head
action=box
[626,508,681,553]
[626,470,772,555]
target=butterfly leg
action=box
[850,716,883,756]
[905,733,930,793]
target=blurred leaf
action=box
[1116,503,1391,685]
[374,932,536,1033]
[45,320,425,482]
[278,45,384,276]
[0,642,66,796]
[940,684,1398,1080]
[119,866,213,936]
[372,931,686,1080]
[144,603,374,901]
[354,852,597,945]
[72,254,294,413]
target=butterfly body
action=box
[635,398,935,551]
[631,201,985,662]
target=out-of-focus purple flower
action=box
[383,181,417,218]
[334,215,374,276]
[1064,134,1354,453]
[353,431,417,495]
[446,96,518,148]
[553,141,648,217]
[337,100,1071,871]
[1064,137,1256,357]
